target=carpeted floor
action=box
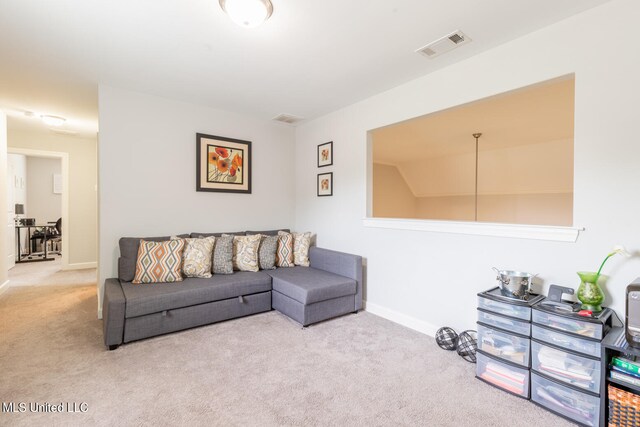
[0,282,571,426]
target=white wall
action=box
[98,86,296,314]
[294,0,640,334]
[26,157,62,225]
[9,129,98,268]
[0,112,8,292]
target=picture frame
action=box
[317,141,333,168]
[196,133,251,193]
[317,172,333,197]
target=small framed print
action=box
[317,141,333,167]
[317,172,333,197]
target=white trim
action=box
[364,300,438,337]
[7,147,71,269]
[363,217,582,242]
[97,308,102,320]
[62,261,97,271]
[0,280,10,297]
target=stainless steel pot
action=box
[492,267,538,298]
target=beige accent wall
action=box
[372,163,417,218]
[416,193,572,225]
[27,157,62,225]
[8,129,97,267]
[0,112,8,290]
[377,139,573,225]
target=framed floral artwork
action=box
[196,133,251,193]
[317,141,333,167]
[317,172,333,197]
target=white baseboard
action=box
[364,300,438,337]
[63,262,97,271]
[97,308,102,320]
[0,280,10,297]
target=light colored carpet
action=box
[0,284,571,426]
[7,257,96,287]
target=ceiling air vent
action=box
[273,114,303,125]
[416,30,471,59]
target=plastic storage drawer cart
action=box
[476,287,544,399]
[530,303,613,427]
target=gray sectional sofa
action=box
[102,231,363,350]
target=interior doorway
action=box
[7,148,70,270]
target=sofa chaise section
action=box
[267,246,363,326]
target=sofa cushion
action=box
[276,231,294,267]
[254,234,278,270]
[190,231,245,238]
[212,235,234,274]
[292,232,312,267]
[182,236,215,278]
[120,271,273,318]
[230,234,261,272]
[119,234,189,282]
[265,267,356,305]
[132,239,186,284]
[245,229,290,236]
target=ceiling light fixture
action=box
[41,115,66,127]
[219,0,273,28]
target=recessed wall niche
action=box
[369,75,574,226]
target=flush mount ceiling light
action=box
[219,0,273,28]
[41,115,66,127]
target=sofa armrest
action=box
[103,278,126,349]
[309,247,363,311]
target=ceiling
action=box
[0,0,610,138]
[372,76,575,164]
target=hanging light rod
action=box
[219,0,274,28]
[473,133,482,222]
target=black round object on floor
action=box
[456,330,477,363]
[435,327,459,350]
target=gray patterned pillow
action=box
[182,236,215,278]
[212,234,234,275]
[256,234,278,270]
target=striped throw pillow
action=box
[276,231,294,267]
[132,239,185,284]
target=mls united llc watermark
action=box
[2,402,88,413]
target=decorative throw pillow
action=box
[292,232,312,267]
[212,234,234,275]
[256,234,278,270]
[231,234,261,272]
[182,236,215,278]
[132,239,185,284]
[276,231,295,268]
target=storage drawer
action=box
[531,341,601,393]
[477,309,531,336]
[478,295,531,320]
[532,309,603,339]
[531,372,600,427]
[532,324,601,358]
[476,351,530,398]
[477,323,530,367]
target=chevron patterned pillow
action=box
[276,231,294,267]
[132,239,186,284]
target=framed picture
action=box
[196,133,251,193]
[317,141,333,167]
[317,172,333,197]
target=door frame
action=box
[7,147,70,270]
